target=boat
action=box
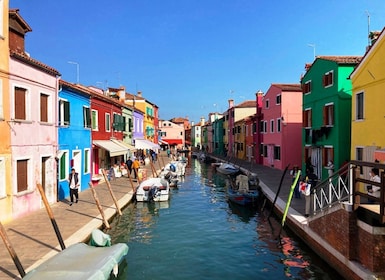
[23,229,128,280]
[215,162,240,175]
[135,177,170,202]
[227,174,259,206]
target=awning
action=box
[93,140,128,157]
[134,139,160,150]
[374,149,385,161]
[164,139,183,145]
[159,140,169,145]
[111,139,136,151]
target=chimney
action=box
[228,99,234,108]
[118,86,125,102]
[200,117,205,126]
[137,91,142,98]
[191,121,195,126]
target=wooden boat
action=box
[23,230,128,280]
[135,177,170,202]
[215,162,240,175]
[227,174,259,206]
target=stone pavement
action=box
[0,153,306,279]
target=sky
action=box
[9,0,385,123]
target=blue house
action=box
[57,80,92,200]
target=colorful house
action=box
[226,99,256,158]
[301,56,361,180]
[0,0,11,222]
[159,119,185,150]
[8,9,60,218]
[261,84,302,170]
[234,118,246,160]
[254,90,264,164]
[57,80,92,201]
[212,114,224,156]
[350,28,385,170]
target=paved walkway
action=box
[0,153,305,279]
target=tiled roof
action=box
[316,56,362,64]
[235,100,256,108]
[10,50,60,76]
[272,83,302,91]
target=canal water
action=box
[108,159,341,280]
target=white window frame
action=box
[39,91,51,123]
[84,148,91,174]
[91,109,98,131]
[304,80,312,94]
[356,92,364,121]
[14,157,33,195]
[277,118,281,132]
[105,113,111,132]
[270,119,274,133]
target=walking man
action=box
[68,168,80,206]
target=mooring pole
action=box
[267,164,290,218]
[101,170,122,216]
[88,182,110,229]
[37,183,66,250]
[0,221,26,277]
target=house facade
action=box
[350,29,385,182]
[0,0,11,222]
[8,9,60,219]
[159,119,185,150]
[301,56,361,180]
[261,84,302,170]
[57,80,91,201]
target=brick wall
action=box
[356,227,385,273]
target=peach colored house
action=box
[261,84,302,170]
[0,0,11,222]
[8,9,60,220]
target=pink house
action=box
[261,84,302,170]
[8,9,60,219]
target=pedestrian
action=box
[301,168,318,217]
[68,168,79,206]
[367,168,381,203]
[325,160,334,178]
[290,165,301,198]
[125,158,133,177]
[132,157,140,179]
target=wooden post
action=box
[150,160,157,177]
[158,158,163,173]
[88,182,110,229]
[0,221,26,277]
[36,184,66,250]
[101,170,122,216]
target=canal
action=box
[107,158,341,280]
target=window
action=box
[59,151,68,181]
[252,123,256,133]
[263,145,268,157]
[84,149,90,174]
[303,81,311,94]
[265,99,269,109]
[356,92,364,120]
[356,147,363,175]
[323,71,333,87]
[59,99,70,126]
[259,143,263,156]
[14,87,27,120]
[17,159,29,193]
[263,121,267,133]
[323,146,334,166]
[270,120,274,133]
[276,95,281,105]
[277,118,281,132]
[303,109,312,128]
[0,157,5,198]
[105,113,111,132]
[128,118,133,132]
[323,103,334,126]
[274,146,281,160]
[40,93,49,122]
[83,107,91,128]
[91,110,98,130]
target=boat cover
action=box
[23,243,129,280]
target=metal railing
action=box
[310,161,385,224]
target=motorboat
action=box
[215,162,240,175]
[227,174,260,206]
[136,177,170,202]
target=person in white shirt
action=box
[367,168,381,202]
[68,168,80,206]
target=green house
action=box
[301,56,361,181]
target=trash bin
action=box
[138,168,147,181]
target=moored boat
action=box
[215,162,240,175]
[227,174,259,206]
[135,177,170,202]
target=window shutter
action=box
[64,101,70,125]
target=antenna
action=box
[366,10,371,47]
[307,44,316,60]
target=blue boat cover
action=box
[23,243,128,280]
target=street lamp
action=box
[307,44,316,60]
[68,61,79,84]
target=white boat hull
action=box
[136,177,170,202]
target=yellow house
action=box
[350,28,385,192]
[234,118,246,160]
[0,0,12,223]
